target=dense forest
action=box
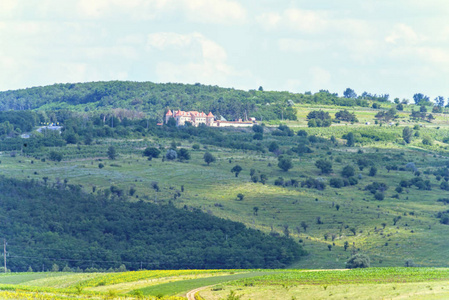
[0,81,396,122]
[0,177,305,272]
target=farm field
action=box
[0,268,448,299]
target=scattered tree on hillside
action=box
[165,149,177,160]
[231,165,243,177]
[413,93,430,105]
[343,88,357,99]
[49,151,63,162]
[335,110,358,123]
[107,146,116,160]
[346,253,370,269]
[315,159,333,174]
[143,147,160,158]
[278,156,293,172]
[341,165,355,177]
[203,152,216,166]
[402,127,413,144]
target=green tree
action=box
[315,159,333,174]
[203,152,216,166]
[341,165,355,177]
[278,156,293,172]
[143,147,160,158]
[345,132,354,147]
[402,126,412,144]
[369,166,377,177]
[231,165,243,177]
[177,148,191,161]
[107,146,116,160]
[346,253,370,269]
[49,151,63,162]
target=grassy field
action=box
[0,268,448,299]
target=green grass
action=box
[0,272,67,284]
[136,271,271,296]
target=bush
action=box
[369,167,377,176]
[143,147,160,158]
[346,253,370,269]
[374,191,385,200]
[330,178,345,188]
[165,149,178,160]
[341,165,355,177]
[49,151,63,162]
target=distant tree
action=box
[315,159,333,174]
[107,146,116,160]
[252,124,264,133]
[402,127,413,144]
[49,151,63,162]
[345,132,355,147]
[396,103,404,111]
[420,105,427,113]
[143,147,160,158]
[258,86,263,91]
[300,221,308,232]
[374,191,384,200]
[231,165,243,177]
[278,156,293,172]
[344,241,349,251]
[335,110,358,122]
[341,165,355,177]
[203,152,216,166]
[343,88,357,99]
[413,93,430,105]
[236,193,244,201]
[268,142,279,153]
[177,148,191,161]
[297,130,308,137]
[253,206,259,216]
[98,163,104,169]
[165,149,177,160]
[369,167,377,177]
[51,264,59,272]
[435,96,445,107]
[346,253,370,269]
[350,228,356,235]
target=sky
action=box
[1,0,449,101]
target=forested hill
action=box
[0,176,305,272]
[0,81,381,122]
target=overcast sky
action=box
[1,0,449,101]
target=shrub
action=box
[143,147,160,158]
[346,253,370,269]
[374,191,385,200]
[341,165,355,177]
[330,178,344,188]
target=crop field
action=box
[0,268,447,299]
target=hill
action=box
[0,81,449,269]
[0,176,304,272]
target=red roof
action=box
[166,110,173,116]
[207,112,214,117]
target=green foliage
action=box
[107,146,116,160]
[315,159,333,174]
[177,148,191,161]
[0,177,304,271]
[231,165,243,177]
[346,254,370,269]
[402,127,413,144]
[49,151,63,162]
[278,156,293,172]
[203,152,216,166]
[143,147,161,158]
[335,110,358,123]
[341,165,355,177]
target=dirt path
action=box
[186,285,211,300]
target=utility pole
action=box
[3,239,6,273]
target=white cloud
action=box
[385,24,422,45]
[256,8,327,33]
[278,38,326,53]
[310,67,331,90]
[146,32,251,87]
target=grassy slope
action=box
[1,104,449,269]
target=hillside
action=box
[0,82,449,269]
[0,176,304,272]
